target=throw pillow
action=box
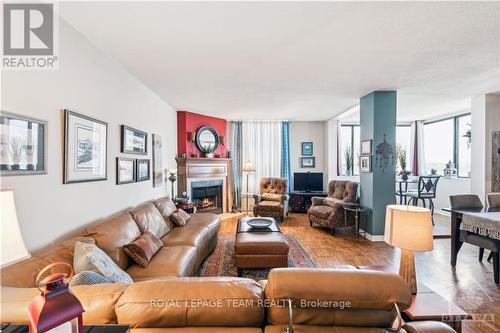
[69,271,110,286]
[73,241,133,284]
[261,193,282,202]
[170,209,191,227]
[123,232,164,268]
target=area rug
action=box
[197,234,316,280]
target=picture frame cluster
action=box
[360,139,372,173]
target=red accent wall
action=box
[177,111,228,156]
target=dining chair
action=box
[405,176,440,224]
[450,194,499,284]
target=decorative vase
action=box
[402,171,408,181]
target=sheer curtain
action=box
[241,121,282,194]
[409,121,426,176]
[231,121,242,209]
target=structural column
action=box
[359,91,397,239]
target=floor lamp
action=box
[384,205,433,294]
[242,161,255,216]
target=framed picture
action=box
[136,159,150,182]
[0,111,47,176]
[360,155,372,173]
[301,156,315,168]
[152,134,163,187]
[121,125,147,155]
[64,110,107,184]
[360,139,372,155]
[116,157,136,184]
[301,142,313,156]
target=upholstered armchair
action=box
[253,177,289,222]
[307,180,358,232]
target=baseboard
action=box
[359,229,385,242]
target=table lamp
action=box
[242,161,255,215]
[384,205,433,294]
[1,189,30,268]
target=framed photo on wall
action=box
[152,134,163,187]
[301,156,315,168]
[121,125,148,155]
[136,159,150,182]
[301,142,313,156]
[360,139,372,155]
[0,111,47,176]
[116,157,136,184]
[360,155,372,173]
[64,110,107,184]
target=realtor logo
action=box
[2,2,58,69]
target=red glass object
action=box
[27,262,84,333]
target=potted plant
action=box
[344,146,353,176]
[9,137,25,170]
[430,168,438,176]
[462,125,471,149]
[396,145,410,180]
[202,143,216,158]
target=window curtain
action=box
[281,121,291,193]
[409,121,426,176]
[336,120,343,176]
[241,121,282,194]
[231,121,242,209]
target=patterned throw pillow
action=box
[69,271,110,286]
[170,209,191,227]
[73,241,133,284]
[123,232,164,268]
[261,193,282,202]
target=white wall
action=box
[290,121,326,191]
[1,19,177,252]
[471,93,500,202]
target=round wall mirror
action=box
[195,126,219,153]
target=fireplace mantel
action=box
[175,157,232,212]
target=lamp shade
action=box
[384,205,433,252]
[242,161,255,173]
[1,189,30,268]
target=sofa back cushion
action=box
[131,203,171,238]
[0,283,127,325]
[265,268,411,327]
[115,277,264,328]
[86,212,141,270]
[153,197,177,229]
[0,236,94,288]
[328,181,358,203]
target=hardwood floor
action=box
[220,213,500,333]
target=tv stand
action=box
[290,191,328,213]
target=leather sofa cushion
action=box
[189,213,221,231]
[264,326,407,333]
[265,268,412,327]
[115,277,264,327]
[160,213,220,248]
[0,236,94,288]
[131,328,263,333]
[0,283,126,324]
[131,203,171,238]
[403,321,457,333]
[235,233,289,255]
[86,212,141,270]
[126,246,196,279]
[153,197,177,229]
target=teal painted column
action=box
[360,91,397,237]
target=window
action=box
[423,114,471,177]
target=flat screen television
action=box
[294,172,323,192]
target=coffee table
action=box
[234,217,289,276]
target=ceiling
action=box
[59,2,500,121]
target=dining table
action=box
[442,207,500,267]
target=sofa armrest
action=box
[281,194,289,204]
[253,193,262,203]
[311,196,325,206]
[403,321,457,333]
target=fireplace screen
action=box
[191,180,223,214]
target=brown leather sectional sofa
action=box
[0,196,455,332]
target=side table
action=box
[342,203,368,240]
[175,201,196,214]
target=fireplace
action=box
[191,180,223,214]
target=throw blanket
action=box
[460,212,500,240]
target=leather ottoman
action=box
[234,217,289,276]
